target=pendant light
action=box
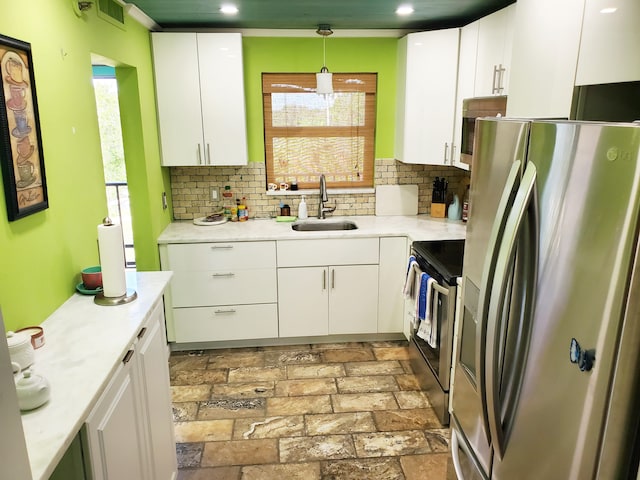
[316,24,333,95]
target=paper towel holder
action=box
[94,217,138,306]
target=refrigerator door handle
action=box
[485,161,537,459]
[476,159,522,444]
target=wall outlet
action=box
[162,192,168,210]
[210,186,219,202]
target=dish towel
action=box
[402,255,419,298]
[417,272,437,348]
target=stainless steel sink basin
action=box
[292,220,358,231]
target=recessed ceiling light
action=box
[600,7,617,13]
[396,5,415,16]
[220,4,238,15]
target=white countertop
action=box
[158,215,466,244]
[20,271,172,480]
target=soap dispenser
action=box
[298,195,308,219]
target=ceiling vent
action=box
[97,0,126,29]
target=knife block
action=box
[431,203,446,218]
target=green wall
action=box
[0,0,171,331]
[242,37,397,162]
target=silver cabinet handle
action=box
[207,143,211,165]
[492,65,499,94]
[210,245,233,249]
[322,270,326,290]
[214,309,236,314]
[443,142,449,164]
[212,273,235,277]
[451,144,457,166]
[197,144,203,165]
[331,268,335,289]
[122,349,134,364]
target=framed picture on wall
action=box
[0,33,48,221]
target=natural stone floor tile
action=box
[344,360,405,376]
[177,466,241,480]
[320,457,405,480]
[197,398,266,420]
[332,392,398,412]
[287,363,346,379]
[176,442,204,468]
[369,340,407,348]
[305,412,376,436]
[336,375,399,394]
[372,346,412,361]
[311,342,364,350]
[233,415,305,439]
[201,439,278,467]
[400,453,449,480]
[395,390,431,409]
[172,369,228,386]
[173,402,198,422]
[353,430,431,458]
[228,366,286,383]
[174,420,234,443]
[280,435,356,462]
[172,385,212,402]
[275,378,337,397]
[259,343,312,352]
[321,348,375,363]
[208,352,265,369]
[170,355,209,373]
[373,408,441,431]
[212,381,274,398]
[241,462,321,480]
[425,429,450,453]
[400,360,415,374]
[395,374,421,391]
[264,350,322,365]
[267,395,333,416]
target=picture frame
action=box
[0,33,48,221]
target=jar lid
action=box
[6,330,30,349]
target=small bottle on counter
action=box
[462,185,470,222]
[223,185,234,220]
[238,203,248,221]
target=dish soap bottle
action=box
[298,195,308,219]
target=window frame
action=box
[262,72,377,190]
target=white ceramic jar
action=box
[15,368,50,411]
[6,330,35,373]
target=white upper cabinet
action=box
[507,0,585,118]
[152,32,248,166]
[576,0,640,85]
[395,29,460,165]
[473,4,515,96]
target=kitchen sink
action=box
[292,220,358,231]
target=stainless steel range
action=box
[409,239,464,426]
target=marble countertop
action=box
[20,271,172,480]
[158,215,466,244]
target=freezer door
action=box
[452,118,531,476]
[492,122,640,479]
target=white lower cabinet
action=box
[378,237,408,333]
[277,238,380,338]
[83,301,177,480]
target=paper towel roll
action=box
[97,221,126,298]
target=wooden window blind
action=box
[263,73,377,190]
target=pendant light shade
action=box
[316,24,333,95]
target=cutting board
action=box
[375,184,419,216]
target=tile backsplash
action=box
[170,159,470,220]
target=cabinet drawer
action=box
[165,241,276,271]
[173,304,278,342]
[170,268,277,307]
[277,238,379,267]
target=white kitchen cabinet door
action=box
[395,29,460,165]
[378,237,408,333]
[474,4,516,96]
[84,351,147,480]
[198,33,248,166]
[135,303,177,480]
[152,32,248,166]
[452,22,478,171]
[278,267,329,337]
[506,0,585,118]
[576,0,640,85]
[329,265,379,334]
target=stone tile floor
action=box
[170,340,452,480]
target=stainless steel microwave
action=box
[460,96,507,166]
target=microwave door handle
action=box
[485,162,537,459]
[475,159,522,445]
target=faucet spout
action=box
[317,174,335,219]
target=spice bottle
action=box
[222,186,234,220]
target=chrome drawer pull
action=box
[210,245,233,249]
[214,309,236,314]
[212,273,235,277]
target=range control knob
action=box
[569,338,596,372]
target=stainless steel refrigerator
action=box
[451,118,640,480]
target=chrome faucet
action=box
[318,174,336,219]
